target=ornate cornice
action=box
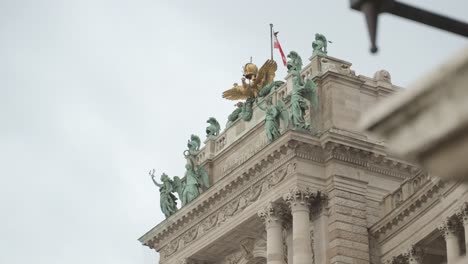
[323,141,416,180]
[157,161,296,260]
[384,245,424,264]
[370,179,444,240]
[140,138,296,247]
[140,131,421,262]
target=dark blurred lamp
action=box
[350,0,468,54]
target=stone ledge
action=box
[361,46,468,181]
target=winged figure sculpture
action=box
[222,59,278,100]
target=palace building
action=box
[139,46,468,264]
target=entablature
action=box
[139,128,422,258]
[369,177,444,242]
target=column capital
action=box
[386,254,408,264]
[258,202,288,228]
[438,217,461,239]
[456,202,468,224]
[403,245,424,264]
[283,187,318,212]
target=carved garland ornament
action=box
[160,162,296,259]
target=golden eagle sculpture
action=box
[222,59,278,100]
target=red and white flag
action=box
[273,31,287,66]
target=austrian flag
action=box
[273,32,287,66]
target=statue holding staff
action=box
[149,169,178,218]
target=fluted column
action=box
[456,202,468,253]
[258,202,286,264]
[438,217,461,264]
[284,187,314,264]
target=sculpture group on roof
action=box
[151,33,327,218]
[150,134,210,217]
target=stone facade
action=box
[361,47,468,264]
[139,53,468,264]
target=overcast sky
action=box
[0,0,466,263]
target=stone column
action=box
[258,202,286,264]
[456,202,468,253]
[438,217,461,264]
[283,187,314,264]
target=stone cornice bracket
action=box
[456,202,468,224]
[438,216,462,239]
[287,139,302,151]
[258,201,288,228]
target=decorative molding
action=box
[385,254,408,264]
[258,202,288,228]
[404,245,424,264]
[323,141,415,180]
[456,202,468,224]
[371,180,444,239]
[310,230,315,264]
[142,136,420,251]
[158,162,296,260]
[221,250,244,264]
[384,245,424,264]
[283,187,322,212]
[240,238,255,260]
[143,143,294,249]
[438,216,462,239]
[143,136,421,262]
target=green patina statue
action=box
[151,133,212,216]
[181,162,209,205]
[256,96,289,143]
[206,117,221,138]
[287,51,303,73]
[226,102,244,127]
[180,134,211,205]
[290,69,317,131]
[184,134,200,157]
[312,33,330,57]
[225,97,255,128]
[150,170,178,218]
[258,80,285,98]
[242,97,254,121]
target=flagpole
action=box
[270,23,273,60]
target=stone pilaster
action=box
[438,217,462,264]
[258,202,287,264]
[311,195,328,264]
[456,202,468,254]
[327,185,370,264]
[283,187,314,264]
